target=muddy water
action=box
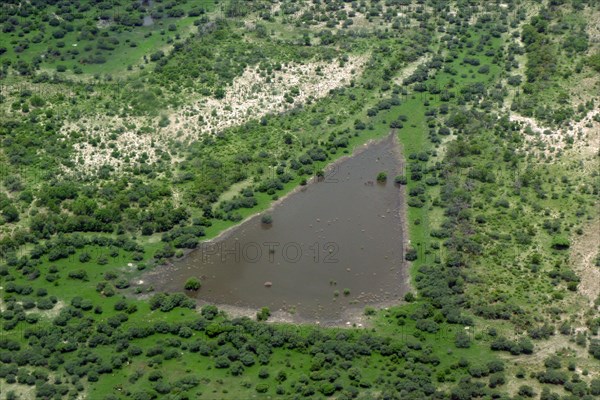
[143,133,408,322]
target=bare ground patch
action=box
[63,56,367,174]
[570,218,600,306]
[509,109,600,158]
[171,55,367,140]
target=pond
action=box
[142,133,409,323]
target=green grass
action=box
[0,0,218,77]
[2,2,599,399]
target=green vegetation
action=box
[0,0,599,399]
[184,277,201,291]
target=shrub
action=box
[231,361,244,376]
[544,355,561,369]
[588,53,600,72]
[395,175,407,185]
[255,383,269,393]
[258,368,269,379]
[455,331,471,348]
[214,356,230,368]
[551,235,570,250]
[257,307,270,321]
[184,277,201,291]
[518,385,536,397]
[405,248,417,261]
[201,305,219,320]
[537,369,568,384]
[416,319,439,333]
[148,371,162,382]
[589,340,600,360]
[590,378,600,396]
[487,360,505,373]
[320,382,336,395]
[68,269,88,280]
[488,372,505,388]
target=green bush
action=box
[184,277,201,291]
[588,53,600,72]
[68,269,88,280]
[257,307,271,321]
[255,383,269,393]
[550,235,570,250]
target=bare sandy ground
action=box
[570,219,600,307]
[509,109,599,158]
[173,55,367,139]
[63,56,367,174]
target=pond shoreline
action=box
[139,130,411,325]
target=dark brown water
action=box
[143,133,408,322]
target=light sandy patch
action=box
[200,301,374,328]
[70,128,162,172]
[169,56,367,140]
[63,56,366,174]
[570,219,600,306]
[0,382,37,400]
[0,296,64,319]
[97,19,112,29]
[273,2,397,31]
[29,300,65,319]
[509,109,599,158]
[505,333,600,385]
[216,178,253,205]
[586,7,600,49]
[509,113,569,157]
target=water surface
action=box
[143,133,408,322]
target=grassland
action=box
[0,0,599,399]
